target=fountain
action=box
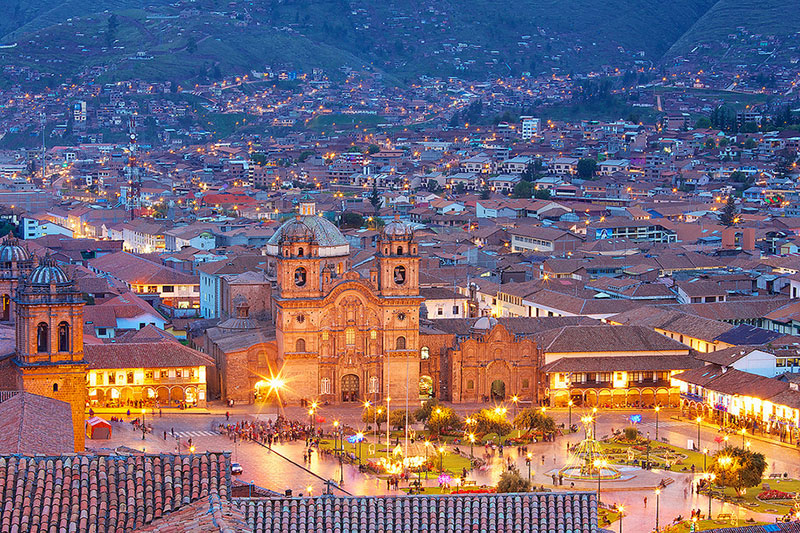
[559,415,621,480]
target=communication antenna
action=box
[127,115,141,220]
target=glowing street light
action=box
[654,488,661,531]
[568,400,574,429]
[526,452,532,481]
[654,406,661,441]
[618,505,624,533]
[696,417,702,451]
[593,459,608,500]
[468,433,476,458]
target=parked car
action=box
[231,462,243,474]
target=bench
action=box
[769,473,782,479]
[717,513,732,520]
[462,480,477,487]
[660,437,670,444]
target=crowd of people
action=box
[219,414,318,449]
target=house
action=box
[508,226,582,254]
[83,292,166,338]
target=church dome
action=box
[0,238,30,263]
[472,316,498,331]
[265,215,349,257]
[381,217,414,240]
[29,257,71,285]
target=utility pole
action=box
[127,115,141,220]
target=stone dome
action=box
[472,316,498,331]
[265,215,349,257]
[381,217,414,240]
[29,257,71,285]
[0,238,30,263]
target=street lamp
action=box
[707,473,716,519]
[646,432,650,469]
[696,417,702,451]
[469,433,475,458]
[568,400,574,429]
[356,432,364,466]
[618,505,624,533]
[424,440,431,480]
[654,406,660,441]
[593,459,608,501]
[438,446,445,474]
[141,408,146,440]
[654,488,661,532]
[375,407,382,444]
[592,407,598,437]
[703,448,708,471]
[526,452,533,481]
[581,415,592,440]
[512,395,519,418]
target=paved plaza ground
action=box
[90,403,800,532]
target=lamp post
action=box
[438,446,445,475]
[469,433,475,458]
[568,400,573,430]
[592,407,598,437]
[512,395,519,419]
[696,417,702,451]
[707,473,716,519]
[386,396,391,462]
[356,432,364,466]
[141,408,146,440]
[424,441,430,480]
[654,488,661,532]
[654,406,660,441]
[618,505,624,533]
[593,459,607,501]
[333,420,343,485]
[526,452,532,482]
[375,407,382,444]
[646,431,650,469]
[703,448,708,471]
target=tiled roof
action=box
[89,252,199,286]
[714,324,784,346]
[542,354,704,373]
[609,305,734,340]
[538,325,689,354]
[237,492,597,533]
[84,340,214,369]
[0,452,230,532]
[137,493,251,533]
[0,393,74,455]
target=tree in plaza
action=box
[389,409,409,431]
[426,407,461,438]
[711,446,767,495]
[497,467,530,493]
[513,408,556,436]
[413,398,441,424]
[472,408,514,438]
[576,158,597,180]
[362,406,387,432]
[718,195,738,227]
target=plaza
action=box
[94,401,800,532]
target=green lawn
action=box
[661,518,768,532]
[598,438,709,473]
[318,436,472,478]
[709,478,800,515]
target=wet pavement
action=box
[96,405,800,531]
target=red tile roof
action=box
[0,393,74,455]
[84,340,214,369]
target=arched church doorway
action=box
[419,375,434,399]
[341,374,359,402]
[490,379,505,401]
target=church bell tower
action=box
[14,257,87,451]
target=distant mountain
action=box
[0,0,796,82]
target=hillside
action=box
[664,0,800,67]
[2,0,795,83]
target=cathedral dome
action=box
[265,215,349,257]
[472,316,498,331]
[381,217,414,240]
[0,238,31,263]
[29,257,71,285]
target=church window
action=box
[421,347,430,360]
[322,330,329,341]
[321,378,331,395]
[107,372,116,385]
[294,267,307,287]
[395,336,406,350]
[467,379,474,390]
[296,338,306,352]
[52,383,58,392]
[370,330,377,340]
[369,376,380,393]
[345,328,356,346]
[393,265,406,285]
[298,247,304,257]
[58,322,70,352]
[522,379,530,389]
[397,246,403,255]
[36,323,48,353]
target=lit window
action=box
[370,330,377,340]
[321,378,331,395]
[421,347,429,360]
[346,328,356,346]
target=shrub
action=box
[623,427,639,441]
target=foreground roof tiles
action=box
[0,452,230,532]
[237,492,597,533]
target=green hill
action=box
[1,0,796,83]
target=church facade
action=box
[264,201,423,405]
